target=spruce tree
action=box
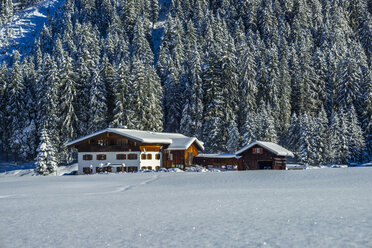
[35,128,58,175]
[87,68,108,133]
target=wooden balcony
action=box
[77,145,141,153]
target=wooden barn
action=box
[193,154,241,170]
[194,141,294,170]
[235,141,294,170]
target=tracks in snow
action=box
[84,175,159,196]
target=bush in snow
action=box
[35,128,57,175]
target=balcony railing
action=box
[82,145,141,152]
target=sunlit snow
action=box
[1,168,372,247]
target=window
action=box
[253,148,262,154]
[98,139,107,146]
[116,140,121,146]
[147,154,152,160]
[83,167,92,174]
[155,154,160,160]
[83,154,93,160]
[128,154,138,160]
[116,154,126,160]
[97,154,107,160]
[168,153,173,161]
[141,154,146,160]
[127,166,138,172]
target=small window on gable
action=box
[155,154,160,160]
[141,154,146,160]
[98,140,107,146]
[97,154,107,160]
[116,154,126,160]
[253,148,262,154]
[147,154,152,160]
[83,154,93,160]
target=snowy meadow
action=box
[1,168,372,248]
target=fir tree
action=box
[35,128,58,175]
[87,68,108,133]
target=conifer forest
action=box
[0,0,371,165]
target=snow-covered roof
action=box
[236,141,294,157]
[167,137,204,150]
[66,128,204,150]
[196,153,241,159]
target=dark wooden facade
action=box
[237,144,286,170]
[162,144,199,169]
[195,144,287,170]
[193,156,239,169]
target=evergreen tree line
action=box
[0,0,371,167]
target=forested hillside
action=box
[0,0,371,165]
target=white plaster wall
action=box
[78,152,141,174]
[139,152,162,169]
[78,151,163,173]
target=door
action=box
[258,161,273,170]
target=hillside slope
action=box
[0,0,64,62]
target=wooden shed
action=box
[193,154,241,170]
[235,141,294,170]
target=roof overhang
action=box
[65,128,172,147]
[236,141,294,157]
[196,153,241,159]
[166,137,205,151]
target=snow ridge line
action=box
[140,175,159,185]
[84,185,132,196]
[0,195,16,199]
[84,175,159,195]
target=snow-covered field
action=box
[1,168,372,248]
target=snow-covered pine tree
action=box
[313,106,329,165]
[87,67,107,133]
[236,23,258,145]
[0,0,13,25]
[346,105,366,163]
[202,45,225,152]
[58,55,78,164]
[149,0,159,26]
[112,59,130,127]
[286,113,301,159]
[336,52,362,111]
[37,54,60,135]
[277,41,292,138]
[255,101,278,143]
[0,64,9,160]
[100,54,118,125]
[126,56,146,130]
[21,57,38,160]
[132,16,154,66]
[35,128,58,175]
[5,56,29,162]
[180,20,204,138]
[143,64,163,131]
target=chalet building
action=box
[66,128,204,174]
[235,141,294,170]
[195,141,294,170]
